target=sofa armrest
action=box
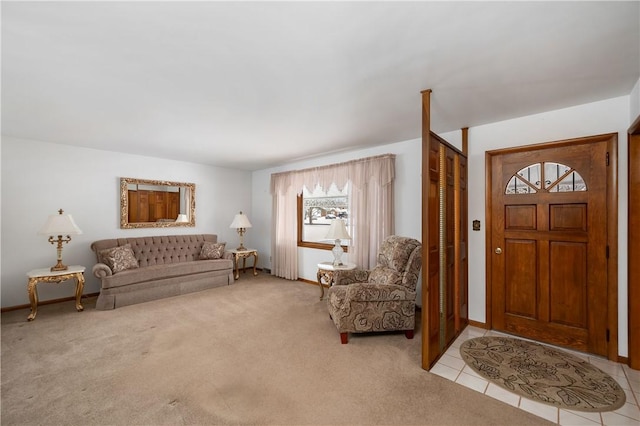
[223,251,234,261]
[334,269,370,286]
[92,263,113,279]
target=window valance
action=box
[270,154,395,196]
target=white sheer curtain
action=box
[270,154,395,279]
[349,157,395,269]
[271,176,299,279]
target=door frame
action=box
[485,133,619,362]
[628,115,640,369]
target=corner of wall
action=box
[631,78,640,123]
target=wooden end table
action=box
[229,249,258,280]
[26,265,86,321]
[317,261,356,300]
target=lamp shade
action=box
[38,210,83,236]
[325,219,350,240]
[230,211,252,229]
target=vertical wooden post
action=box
[421,89,432,371]
[461,127,469,156]
[628,115,640,369]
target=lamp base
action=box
[236,244,247,251]
[332,239,344,266]
[50,236,71,271]
[51,261,68,272]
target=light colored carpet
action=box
[459,336,626,412]
[1,273,551,425]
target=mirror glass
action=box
[120,177,195,228]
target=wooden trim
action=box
[628,115,640,370]
[421,89,432,371]
[468,319,488,329]
[298,241,348,251]
[297,277,321,287]
[607,134,619,362]
[629,114,640,134]
[1,292,100,313]
[297,193,304,245]
[454,154,461,332]
[484,152,494,330]
[486,133,615,155]
[461,127,469,156]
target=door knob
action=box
[495,247,502,254]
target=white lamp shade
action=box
[230,211,252,229]
[38,212,83,236]
[325,219,350,240]
[175,214,189,223]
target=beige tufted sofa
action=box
[91,234,234,310]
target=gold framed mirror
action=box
[120,177,196,229]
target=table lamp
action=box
[38,209,83,271]
[230,211,252,250]
[325,219,350,266]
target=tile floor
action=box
[431,326,640,425]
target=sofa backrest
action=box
[91,234,218,267]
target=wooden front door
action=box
[488,134,616,357]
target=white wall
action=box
[1,136,252,308]
[250,138,424,284]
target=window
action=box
[505,162,586,194]
[297,183,350,250]
[271,153,394,279]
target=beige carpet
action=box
[1,273,551,425]
[460,336,626,412]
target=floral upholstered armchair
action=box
[326,235,422,344]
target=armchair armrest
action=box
[223,251,234,260]
[92,263,113,279]
[345,283,416,302]
[333,269,370,286]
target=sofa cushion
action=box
[100,259,233,289]
[200,242,226,259]
[99,244,139,274]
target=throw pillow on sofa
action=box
[200,242,226,259]
[99,244,139,274]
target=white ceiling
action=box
[2,1,639,171]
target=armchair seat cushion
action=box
[329,283,415,303]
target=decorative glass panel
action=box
[505,162,586,194]
[549,171,587,192]
[544,162,572,189]
[506,176,537,194]
[517,163,542,189]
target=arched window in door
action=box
[505,162,587,194]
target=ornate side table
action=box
[228,249,258,280]
[317,261,356,300]
[26,265,86,321]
